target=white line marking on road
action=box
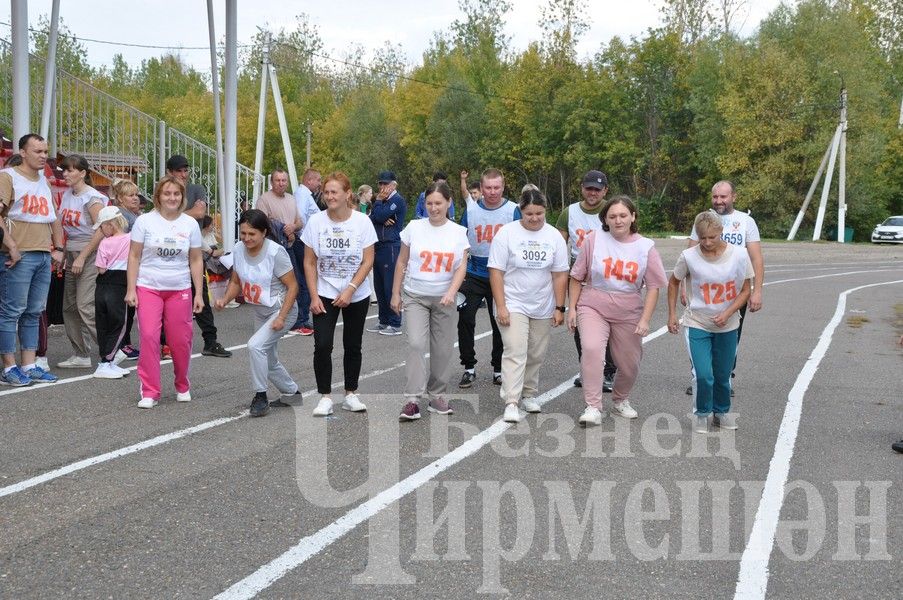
[733,279,903,600]
[0,330,493,499]
[212,325,670,599]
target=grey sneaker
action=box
[693,414,709,434]
[379,325,403,336]
[366,323,387,333]
[458,371,476,388]
[427,397,453,415]
[713,413,738,430]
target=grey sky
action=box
[1,1,782,74]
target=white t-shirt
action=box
[232,239,293,308]
[673,244,753,332]
[487,221,569,319]
[60,185,107,251]
[301,210,377,302]
[130,211,202,291]
[566,203,603,259]
[400,219,469,297]
[690,209,761,247]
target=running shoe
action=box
[26,365,58,383]
[312,396,334,416]
[342,393,367,412]
[492,373,502,385]
[693,414,709,434]
[120,345,140,360]
[427,397,453,415]
[399,401,421,421]
[250,393,270,417]
[35,356,50,371]
[503,403,521,423]
[578,406,603,427]
[295,326,314,336]
[611,400,638,419]
[112,349,128,366]
[161,345,172,360]
[458,371,476,388]
[0,366,32,387]
[523,399,542,413]
[137,397,159,409]
[713,413,738,430]
[366,323,387,333]
[202,342,232,358]
[58,355,91,369]
[93,362,123,380]
[379,326,403,336]
[603,374,614,393]
[176,390,191,402]
[892,440,903,454]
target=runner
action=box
[214,209,300,418]
[125,175,204,409]
[301,172,377,417]
[57,154,108,369]
[555,169,617,391]
[92,206,132,379]
[668,211,753,433]
[566,196,667,426]
[392,180,469,421]
[457,168,521,388]
[487,188,568,423]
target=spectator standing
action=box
[367,170,406,336]
[292,168,322,333]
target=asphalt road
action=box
[1,239,901,599]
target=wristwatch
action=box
[555,306,566,313]
[53,246,65,252]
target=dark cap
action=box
[377,170,396,183]
[432,171,447,182]
[581,170,608,189]
[165,154,189,171]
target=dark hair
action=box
[519,188,548,210]
[432,171,447,182]
[425,180,452,202]
[4,154,23,168]
[468,181,480,190]
[238,208,277,242]
[18,133,44,150]
[600,195,638,234]
[59,154,93,187]
[201,215,214,229]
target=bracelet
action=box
[348,281,359,290]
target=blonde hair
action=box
[111,178,138,201]
[104,215,129,232]
[694,211,723,235]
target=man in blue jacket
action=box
[367,170,406,335]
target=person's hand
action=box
[193,294,204,314]
[634,318,650,337]
[50,248,64,269]
[213,298,226,311]
[332,287,354,308]
[69,255,84,276]
[283,223,294,236]
[567,310,578,332]
[680,287,688,307]
[667,314,680,334]
[212,248,224,258]
[125,289,138,308]
[271,315,285,331]
[749,289,763,312]
[712,310,729,328]
[310,296,326,315]
[390,293,403,314]
[496,305,510,327]
[439,291,456,306]
[460,170,468,181]
[552,310,564,327]
[4,246,21,268]
[286,233,295,245]
[385,217,396,227]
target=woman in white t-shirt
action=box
[391,181,469,421]
[488,188,569,423]
[301,172,377,417]
[214,209,299,418]
[566,196,667,426]
[125,175,204,409]
[667,211,752,433]
[57,154,108,369]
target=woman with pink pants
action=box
[567,196,666,426]
[125,176,204,409]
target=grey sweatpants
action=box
[248,303,299,395]
[402,290,458,402]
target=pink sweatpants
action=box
[576,288,644,409]
[136,286,193,400]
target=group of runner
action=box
[0,131,764,430]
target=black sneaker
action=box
[492,373,502,385]
[458,371,476,388]
[892,440,903,454]
[271,391,301,407]
[202,342,232,358]
[573,377,582,388]
[602,375,614,393]
[250,393,269,417]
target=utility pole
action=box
[252,31,270,202]
[306,121,312,168]
[836,86,847,242]
[11,0,29,143]
[207,0,226,214]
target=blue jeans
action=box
[288,239,312,328]
[373,241,401,327]
[0,251,52,355]
[686,326,737,416]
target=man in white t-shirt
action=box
[686,180,765,392]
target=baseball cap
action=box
[93,205,123,229]
[166,154,190,171]
[377,170,396,183]
[581,170,608,189]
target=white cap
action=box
[93,205,123,229]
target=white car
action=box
[870,216,903,243]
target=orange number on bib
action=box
[700,281,737,305]
[575,229,587,248]
[242,282,262,304]
[21,194,50,217]
[474,224,503,244]
[602,258,639,283]
[419,251,454,273]
[60,208,82,227]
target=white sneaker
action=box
[693,414,709,434]
[523,399,542,413]
[58,355,91,369]
[342,393,367,412]
[176,390,191,402]
[93,362,123,379]
[111,364,131,377]
[113,349,128,366]
[137,397,158,409]
[578,406,604,426]
[312,396,334,416]
[35,356,49,371]
[611,400,638,419]
[503,403,521,423]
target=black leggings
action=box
[95,272,128,362]
[312,296,370,394]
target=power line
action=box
[0,21,253,50]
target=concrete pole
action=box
[836,87,847,243]
[206,0,226,214]
[306,121,312,168]
[812,124,842,241]
[158,120,167,178]
[268,64,299,192]
[252,32,270,201]
[222,0,238,251]
[788,142,832,240]
[11,0,30,143]
[39,0,60,140]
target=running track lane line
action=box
[211,327,669,599]
[733,279,903,600]
[0,330,494,498]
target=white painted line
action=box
[733,279,903,600]
[0,330,493,499]
[213,327,669,599]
